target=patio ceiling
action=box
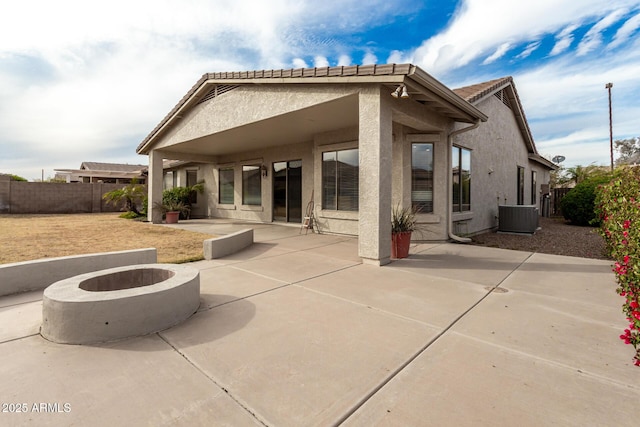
[158,95,359,158]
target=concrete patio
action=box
[1,220,639,426]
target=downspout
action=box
[447,120,481,243]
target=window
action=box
[242,165,261,205]
[452,146,471,212]
[517,166,525,205]
[219,168,234,204]
[187,170,198,204]
[531,170,537,205]
[163,171,175,190]
[412,143,433,213]
[322,148,359,211]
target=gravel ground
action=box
[471,216,611,260]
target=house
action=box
[137,63,555,265]
[54,162,147,184]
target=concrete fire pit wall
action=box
[41,264,200,344]
[0,248,157,297]
[203,228,253,259]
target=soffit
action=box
[159,95,359,157]
[137,63,488,155]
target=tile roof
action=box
[80,162,146,172]
[453,77,513,103]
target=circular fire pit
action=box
[41,264,200,344]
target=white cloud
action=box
[512,49,640,167]
[337,54,352,66]
[482,43,511,65]
[387,50,406,64]
[362,51,378,65]
[550,24,579,56]
[314,56,330,67]
[609,12,640,48]
[577,9,628,56]
[515,41,541,59]
[407,0,635,75]
[292,58,309,68]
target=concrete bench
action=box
[0,248,157,297]
[203,228,254,259]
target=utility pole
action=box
[606,82,614,171]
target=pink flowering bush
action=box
[595,166,640,366]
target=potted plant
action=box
[155,200,189,224]
[391,204,417,259]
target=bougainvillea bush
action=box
[595,166,640,366]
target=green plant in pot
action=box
[154,199,190,224]
[391,204,417,259]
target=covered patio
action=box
[137,64,487,265]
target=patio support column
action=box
[148,150,163,224]
[358,87,393,265]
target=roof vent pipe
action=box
[447,120,481,243]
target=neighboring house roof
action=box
[454,77,556,170]
[54,162,147,181]
[137,63,488,155]
[79,162,146,172]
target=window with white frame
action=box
[412,143,434,213]
[531,170,537,205]
[219,168,234,204]
[452,146,471,212]
[517,166,525,205]
[242,165,261,205]
[322,148,359,211]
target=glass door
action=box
[273,160,302,223]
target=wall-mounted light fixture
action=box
[261,164,268,178]
[391,85,409,99]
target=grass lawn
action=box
[0,213,215,264]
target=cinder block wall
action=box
[1,181,139,214]
[0,175,10,213]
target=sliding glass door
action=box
[273,160,302,223]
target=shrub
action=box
[561,175,611,226]
[161,183,204,219]
[9,174,28,182]
[595,166,640,366]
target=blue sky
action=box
[1,0,639,180]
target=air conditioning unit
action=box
[498,205,539,234]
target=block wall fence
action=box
[0,175,137,214]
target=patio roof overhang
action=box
[137,64,488,158]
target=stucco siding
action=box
[155,85,359,150]
[452,94,537,235]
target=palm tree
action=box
[559,164,609,187]
[102,178,146,215]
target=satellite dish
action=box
[552,155,565,163]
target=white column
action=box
[148,150,163,224]
[358,87,393,265]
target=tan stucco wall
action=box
[156,84,359,150]
[206,141,315,223]
[452,94,549,235]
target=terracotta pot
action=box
[391,231,412,259]
[165,211,180,224]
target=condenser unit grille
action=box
[498,205,539,233]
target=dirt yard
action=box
[472,216,610,260]
[0,213,215,264]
